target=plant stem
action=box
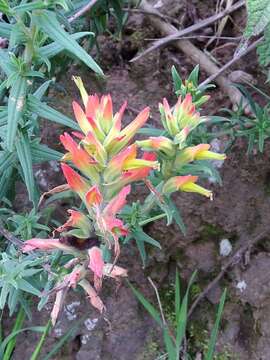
[30,319,52,360]
[139,213,167,226]
[3,307,25,360]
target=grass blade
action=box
[128,281,163,326]
[30,319,52,360]
[175,271,197,358]
[204,289,227,360]
[43,317,85,360]
[2,307,25,360]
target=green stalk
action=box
[3,307,25,360]
[139,213,167,226]
[30,319,52,360]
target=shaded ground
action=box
[4,1,270,359]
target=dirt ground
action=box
[5,1,270,359]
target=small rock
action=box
[236,280,247,292]
[220,239,232,257]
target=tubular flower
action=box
[22,238,79,255]
[159,94,205,137]
[136,136,175,157]
[83,131,107,166]
[105,153,157,198]
[88,246,104,278]
[163,175,213,199]
[72,76,88,106]
[108,107,150,155]
[85,185,103,207]
[98,186,131,250]
[86,95,113,135]
[104,144,159,183]
[55,210,92,239]
[60,132,99,183]
[174,144,226,168]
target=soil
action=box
[4,1,270,359]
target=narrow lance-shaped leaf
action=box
[204,289,227,360]
[0,49,13,76]
[31,142,63,163]
[0,22,12,38]
[16,131,37,206]
[39,32,94,59]
[32,10,103,75]
[28,95,79,130]
[7,76,27,151]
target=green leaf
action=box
[0,282,10,309]
[16,131,37,205]
[0,151,16,173]
[7,76,27,151]
[32,10,103,75]
[163,329,177,360]
[171,65,182,94]
[0,49,13,76]
[0,0,10,15]
[33,80,52,99]
[165,197,186,235]
[128,281,163,326]
[13,1,49,12]
[245,0,270,37]
[0,22,12,38]
[16,278,41,296]
[39,31,94,59]
[188,64,200,86]
[175,271,197,356]
[133,228,161,249]
[135,237,146,267]
[31,142,63,163]
[0,326,45,358]
[175,269,181,318]
[204,289,226,360]
[28,95,79,130]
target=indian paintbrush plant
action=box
[20,75,226,325]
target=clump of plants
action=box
[21,75,226,324]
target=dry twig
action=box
[130,0,245,62]
[0,220,23,248]
[68,0,99,23]
[136,0,248,108]
[187,226,270,318]
[199,37,263,89]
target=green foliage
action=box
[171,65,214,108]
[130,271,227,360]
[0,0,105,207]
[244,0,270,72]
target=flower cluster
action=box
[22,77,226,324]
